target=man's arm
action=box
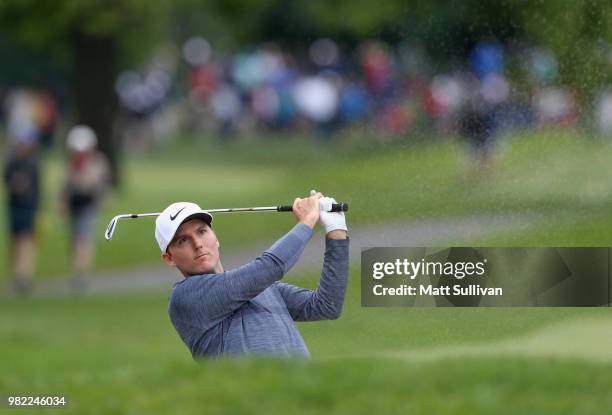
[275,192,349,321]
[274,235,349,321]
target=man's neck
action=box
[183,262,224,278]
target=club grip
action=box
[331,202,349,212]
[277,202,349,212]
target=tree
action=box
[0,0,172,186]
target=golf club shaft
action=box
[118,203,347,216]
[105,202,348,240]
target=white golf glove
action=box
[311,190,348,234]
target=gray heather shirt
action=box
[168,223,349,359]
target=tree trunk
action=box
[73,30,120,187]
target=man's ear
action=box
[161,252,176,267]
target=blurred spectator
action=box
[459,41,511,171]
[526,47,559,85]
[338,78,369,123]
[185,36,219,126]
[424,74,466,133]
[459,86,498,168]
[251,85,281,127]
[360,41,395,107]
[470,40,504,80]
[61,125,111,293]
[292,75,339,127]
[310,38,340,68]
[115,46,176,149]
[3,116,40,296]
[532,86,579,126]
[4,89,57,150]
[33,90,58,149]
[375,101,415,137]
[209,83,242,136]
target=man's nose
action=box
[193,234,204,249]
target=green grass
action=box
[481,210,612,246]
[3,129,612,280]
[1,270,612,414]
[3,130,612,413]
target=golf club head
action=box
[104,215,121,241]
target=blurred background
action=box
[2,1,612,413]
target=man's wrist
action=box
[299,218,317,229]
[326,229,347,239]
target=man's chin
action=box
[188,265,215,276]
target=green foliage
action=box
[0,0,171,37]
[519,0,612,97]
[0,0,173,66]
[302,0,401,37]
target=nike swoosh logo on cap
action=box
[170,207,186,221]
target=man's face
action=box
[161,219,222,277]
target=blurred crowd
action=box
[5,37,612,153]
[113,36,611,150]
[3,36,612,294]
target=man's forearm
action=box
[276,236,349,321]
[317,237,349,316]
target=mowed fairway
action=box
[1,269,612,414]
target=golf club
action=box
[104,202,349,241]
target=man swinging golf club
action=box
[156,190,348,358]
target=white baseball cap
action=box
[67,125,97,152]
[155,202,214,252]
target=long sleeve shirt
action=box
[168,223,349,359]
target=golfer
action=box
[156,191,349,358]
